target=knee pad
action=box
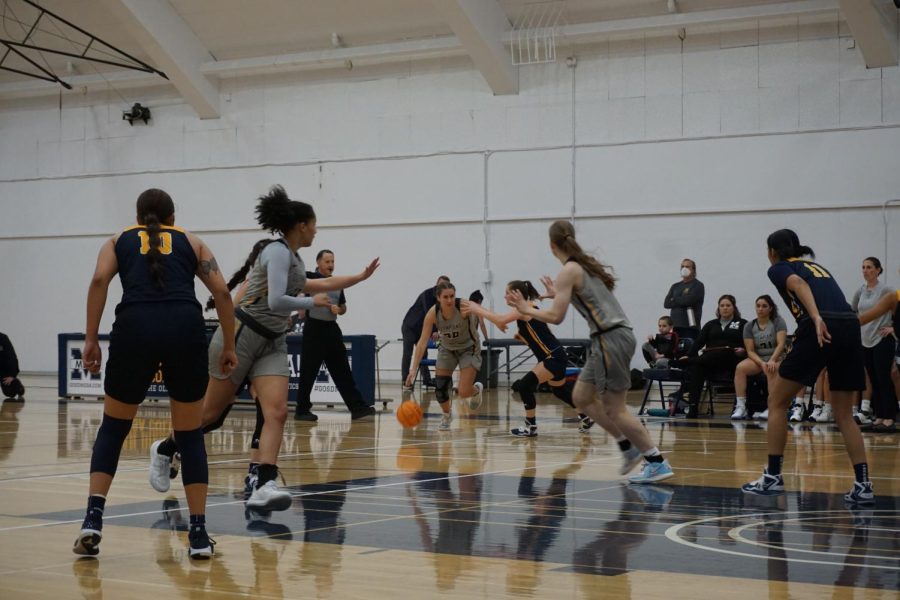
[551,381,576,408]
[518,371,538,411]
[202,402,234,434]
[435,376,452,402]
[174,427,208,485]
[90,414,134,476]
[251,398,264,450]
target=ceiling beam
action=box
[99,0,220,118]
[431,0,518,95]
[838,0,898,68]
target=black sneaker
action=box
[510,423,537,437]
[351,406,377,420]
[188,528,215,559]
[294,412,319,422]
[73,512,103,556]
[578,415,595,434]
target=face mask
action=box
[680,267,691,278]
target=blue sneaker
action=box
[741,468,784,496]
[628,459,674,484]
[844,481,874,505]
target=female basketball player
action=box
[150,185,379,511]
[741,229,873,503]
[405,281,484,431]
[74,188,237,558]
[461,280,598,437]
[508,221,673,483]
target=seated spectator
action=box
[0,331,25,401]
[642,316,680,368]
[730,295,787,420]
[677,295,747,418]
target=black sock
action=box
[853,462,869,483]
[257,463,278,487]
[157,436,178,458]
[87,494,106,515]
[768,455,784,477]
[248,462,259,474]
[525,416,536,426]
[617,439,632,452]
[189,514,206,532]
[645,453,664,463]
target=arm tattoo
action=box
[200,257,219,276]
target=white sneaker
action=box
[731,404,748,420]
[809,404,824,422]
[149,439,172,493]
[817,404,834,423]
[468,382,484,410]
[246,480,292,512]
[438,412,453,431]
[789,404,804,423]
[753,409,769,421]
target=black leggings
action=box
[864,336,898,420]
[685,350,740,406]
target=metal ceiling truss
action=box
[0,0,166,89]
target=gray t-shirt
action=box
[852,282,893,348]
[743,316,787,361]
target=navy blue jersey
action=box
[115,225,199,309]
[516,314,565,362]
[767,258,853,322]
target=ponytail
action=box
[255,185,315,235]
[548,220,616,290]
[135,188,175,290]
[206,238,274,310]
[507,280,540,301]
[767,229,815,261]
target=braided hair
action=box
[135,188,175,290]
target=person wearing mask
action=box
[664,259,705,342]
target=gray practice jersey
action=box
[852,282,894,348]
[239,241,309,332]
[435,303,480,351]
[743,316,787,361]
[568,260,631,335]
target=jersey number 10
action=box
[137,231,173,255]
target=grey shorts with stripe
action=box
[436,346,483,372]
[207,323,289,386]
[578,327,636,393]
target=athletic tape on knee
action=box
[251,398,264,450]
[551,381,576,408]
[174,428,208,485]
[90,414,134,476]
[435,376,452,401]
[202,402,235,434]
[518,371,539,411]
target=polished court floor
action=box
[1,375,898,599]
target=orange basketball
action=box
[396,400,423,428]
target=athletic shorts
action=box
[540,350,568,382]
[208,321,289,386]
[578,327,636,393]
[105,302,208,404]
[778,317,865,391]
[436,346,482,372]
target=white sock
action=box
[615,435,627,443]
[642,447,662,458]
[812,397,823,407]
[861,399,871,412]
[735,396,746,407]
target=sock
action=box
[247,462,259,474]
[524,416,536,427]
[86,494,106,521]
[860,399,871,413]
[643,447,664,463]
[735,396,746,407]
[853,462,869,484]
[256,463,278,487]
[812,396,822,407]
[189,514,206,533]
[768,455,784,477]
[157,436,179,458]
[577,412,590,422]
[615,435,632,452]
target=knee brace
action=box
[551,381,576,408]
[202,402,234,434]
[518,371,539,411]
[251,398,264,450]
[90,414,134,476]
[435,376,452,402]
[174,427,208,486]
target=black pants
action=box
[685,350,740,406]
[1,377,24,398]
[864,336,899,420]
[401,325,432,385]
[296,319,369,415]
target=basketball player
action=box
[74,188,237,558]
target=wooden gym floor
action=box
[0,375,898,599]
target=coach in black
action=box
[400,275,450,388]
[294,250,376,422]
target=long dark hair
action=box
[754,294,779,323]
[507,280,540,301]
[767,229,815,261]
[256,185,315,235]
[715,294,741,320]
[136,188,175,290]
[548,220,616,290]
[206,238,274,310]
